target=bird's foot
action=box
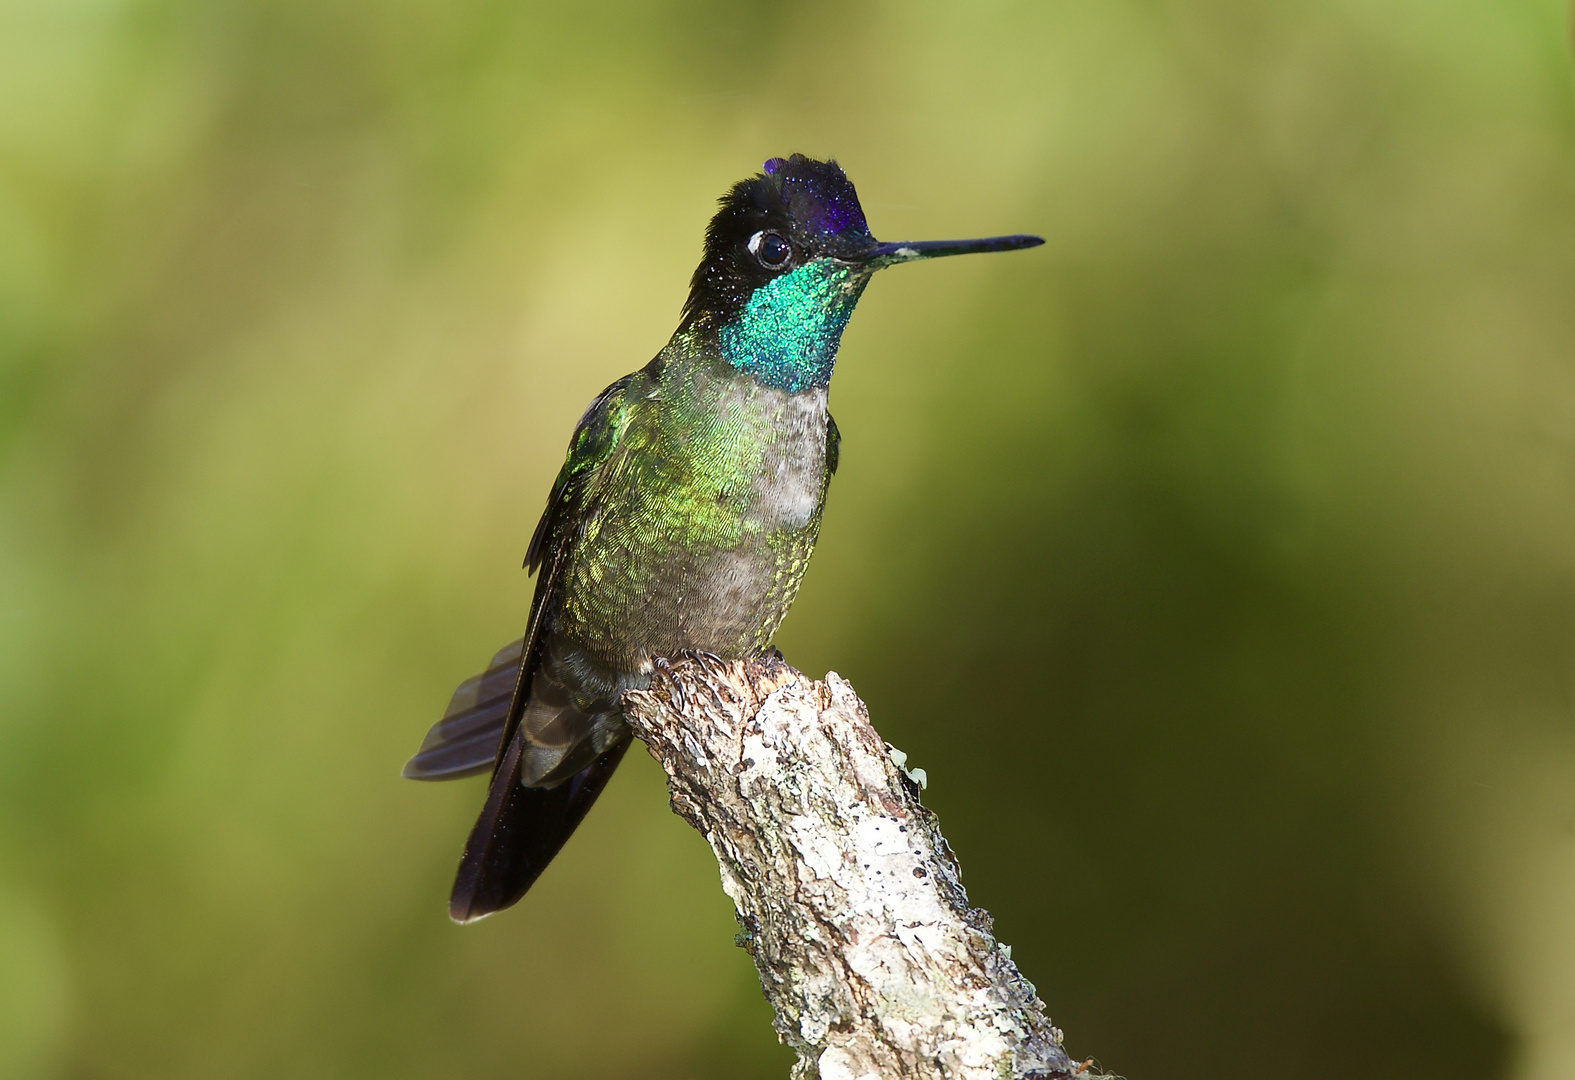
[675,649,738,707]
[757,645,786,668]
[683,648,726,676]
[652,656,687,711]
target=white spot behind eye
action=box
[747,231,766,255]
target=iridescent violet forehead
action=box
[763,156,871,240]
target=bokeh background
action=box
[3,1,1575,1077]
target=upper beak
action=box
[849,233,1044,266]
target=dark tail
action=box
[448,732,630,923]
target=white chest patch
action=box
[747,386,828,530]
[768,454,824,528]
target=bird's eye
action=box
[748,230,793,270]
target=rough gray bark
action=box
[621,654,1094,1080]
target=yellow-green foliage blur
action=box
[4,2,1575,1078]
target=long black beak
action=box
[856,234,1044,266]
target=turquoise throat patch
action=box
[719,261,869,392]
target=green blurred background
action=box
[3,1,1575,1077]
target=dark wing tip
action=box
[449,891,490,924]
[447,737,630,924]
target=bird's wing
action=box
[496,369,644,770]
[401,369,646,782]
[445,370,651,919]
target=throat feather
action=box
[718,263,867,392]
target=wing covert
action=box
[526,371,643,573]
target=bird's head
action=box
[680,154,1041,393]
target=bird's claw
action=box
[652,656,687,711]
[673,649,737,707]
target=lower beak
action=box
[856,234,1044,266]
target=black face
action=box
[679,180,804,331]
[679,155,875,332]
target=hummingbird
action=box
[404,154,1042,922]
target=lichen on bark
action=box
[621,654,1093,1080]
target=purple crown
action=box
[764,155,870,239]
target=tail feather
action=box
[401,716,508,780]
[402,638,525,781]
[448,733,630,923]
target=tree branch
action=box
[622,654,1095,1080]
